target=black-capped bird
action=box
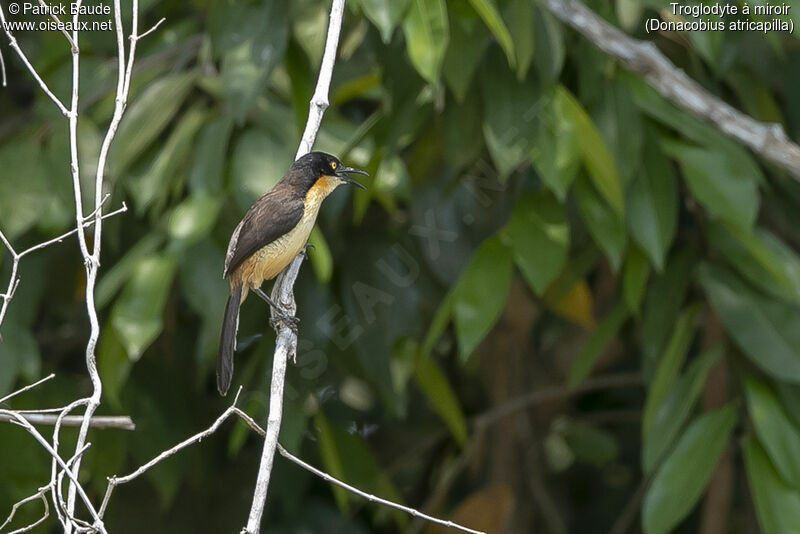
[217,151,367,395]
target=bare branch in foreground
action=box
[0,374,55,405]
[94,390,485,534]
[539,0,800,181]
[244,1,346,532]
[0,413,135,430]
[0,411,107,533]
[275,444,487,534]
[0,485,51,534]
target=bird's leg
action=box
[301,242,315,256]
[253,287,300,333]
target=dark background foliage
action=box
[2,0,800,532]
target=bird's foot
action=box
[254,288,300,333]
[270,313,300,334]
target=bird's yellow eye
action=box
[331,161,337,170]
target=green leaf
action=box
[530,91,581,201]
[0,140,66,240]
[414,353,468,445]
[315,412,406,525]
[505,0,534,80]
[504,191,569,295]
[640,248,697,377]
[96,233,166,310]
[643,347,721,473]
[617,0,644,30]
[626,139,677,271]
[743,435,800,534]
[358,0,410,42]
[441,89,484,169]
[110,256,177,361]
[231,129,294,211]
[595,80,644,189]
[128,107,207,214]
[532,6,564,84]
[708,221,800,306]
[557,86,624,216]
[216,1,289,121]
[0,320,39,398]
[567,301,629,387]
[743,374,800,489]
[177,239,227,323]
[109,72,196,176]
[661,141,759,231]
[643,403,738,534]
[481,50,541,179]
[643,304,702,430]
[562,420,619,466]
[467,0,515,69]
[167,194,222,249]
[575,175,626,271]
[452,237,513,361]
[699,263,800,384]
[443,14,487,102]
[188,115,234,195]
[403,0,449,84]
[421,291,453,357]
[308,228,333,284]
[97,319,131,408]
[622,245,650,315]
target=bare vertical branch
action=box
[64,0,143,527]
[243,1,346,532]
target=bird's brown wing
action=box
[223,186,305,278]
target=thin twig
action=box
[0,374,55,405]
[0,5,71,116]
[0,413,135,430]
[243,1,346,532]
[0,485,50,534]
[37,0,78,53]
[276,444,486,534]
[0,411,107,533]
[135,17,166,42]
[94,393,482,533]
[98,389,244,518]
[539,0,800,181]
[19,203,127,259]
[0,47,6,88]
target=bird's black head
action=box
[289,152,368,192]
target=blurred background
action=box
[2,0,800,532]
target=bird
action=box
[216,151,367,396]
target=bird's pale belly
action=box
[239,215,316,289]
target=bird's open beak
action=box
[336,165,368,190]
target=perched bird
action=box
[217,151,367,395]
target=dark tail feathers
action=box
[217,285,242,396]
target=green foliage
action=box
[1,0,800,532]
[643,403,738,534]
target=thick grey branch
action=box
[243,1,345,532]
[540,0,800,181]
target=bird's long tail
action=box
[217,284,242,396]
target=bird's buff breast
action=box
[237,175,337,290]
